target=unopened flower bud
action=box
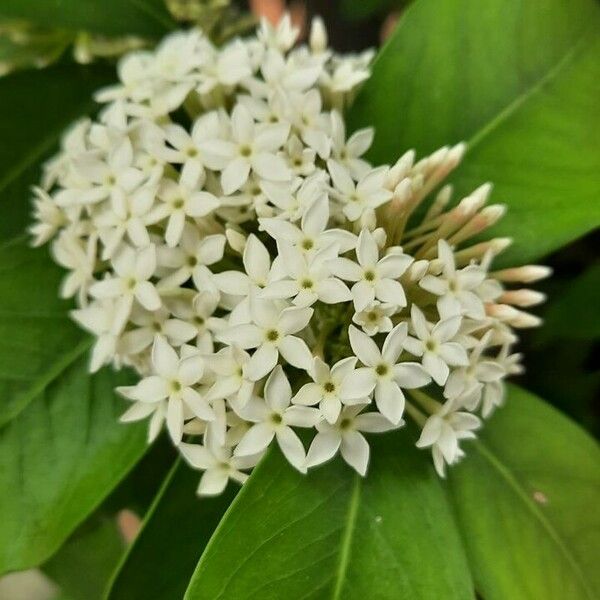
[492,265,552,283]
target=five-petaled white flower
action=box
[262,242,352,307]
[330,228,413,311]
[117,335,214,444]
[420,240,487,319]
[404,305,470,386]
[306,405,398,475]
[416,400,481,477]
[327,160,392,224]
[90,244,161,315]
[148,171,220,247]
[234,366,321,471]
[349,324,431,424]
[179,432,260,496]
[202,104,291,194]
[217,295,314,380]
[293,357,374,424]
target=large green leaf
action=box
[182,387,599,599]
[0,64,113,242]
[105,461,237,600]
[184,434,473,599]
[448,385,600,599]
[349,0,600,265]
[0,357,146,574]
[0,238,88,427]
[0,0,175,38]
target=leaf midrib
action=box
[466,25,596,151]
[473,439,597,600]
[331,474,361,600]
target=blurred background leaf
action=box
[0,0,175,38]
[106,461,237,600]
[0,64,113,240]
[0,358,146,574]
[349,0,600,266]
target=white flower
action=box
[148,171,220,247]
[59,138,144,207]
[443,332,505,411]
[29,187,67,246]
[329,228,413,311]
[119,304,197,355]
[179,434,260,496]
[349,324,431,424]
[90,244,161,315]
[52,230,97,303]
[404,305,470,385]
[117,336,214,444]
[157,226,225,291]
[202,104,291,194]
[214,233,272,296]
[293,357,375,424]
[416,401,481,477]
[71,299,128,372]
[218,295,314,380]
[196,40,252,95]
[420,240,487,318]
[94,185,156,259]
[262,242,352,307]
[328,161,392,224]
[329,111,373,179]
[259,193,356,257]
[205,345,255,409]
[234,366,320,472]
[149,111,222,182]
[352,301,396,336]
[169,290,223,352]
[306,405,397,475]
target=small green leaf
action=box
[0,64,113,242]
[0,357,146,574]
[0,0,175,38]
[349,0,600,264]
[105,461,237,600]
[184,434,473,600]
[448,385,600,599]
[0,238,88,427]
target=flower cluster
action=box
[31,15,549,495]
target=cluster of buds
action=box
[30,15,548,495]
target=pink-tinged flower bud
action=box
[492,265,553,283]
[498,289,547,307]
[486,304,542,327]
[386,150,415,187]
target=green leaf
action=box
[0,63,113,242]
[0,357,146,574]
[448,385,600,599]
[0,0,175,38]
[182,388,599,599]
[349,0,600,265]
[44,514,125,600]
[0,27,71,76]
[184,434,473,600]
[0,238,89,427]
[105,460,237,600]
[537,263,600,342]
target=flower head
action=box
[32,15,547,495]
